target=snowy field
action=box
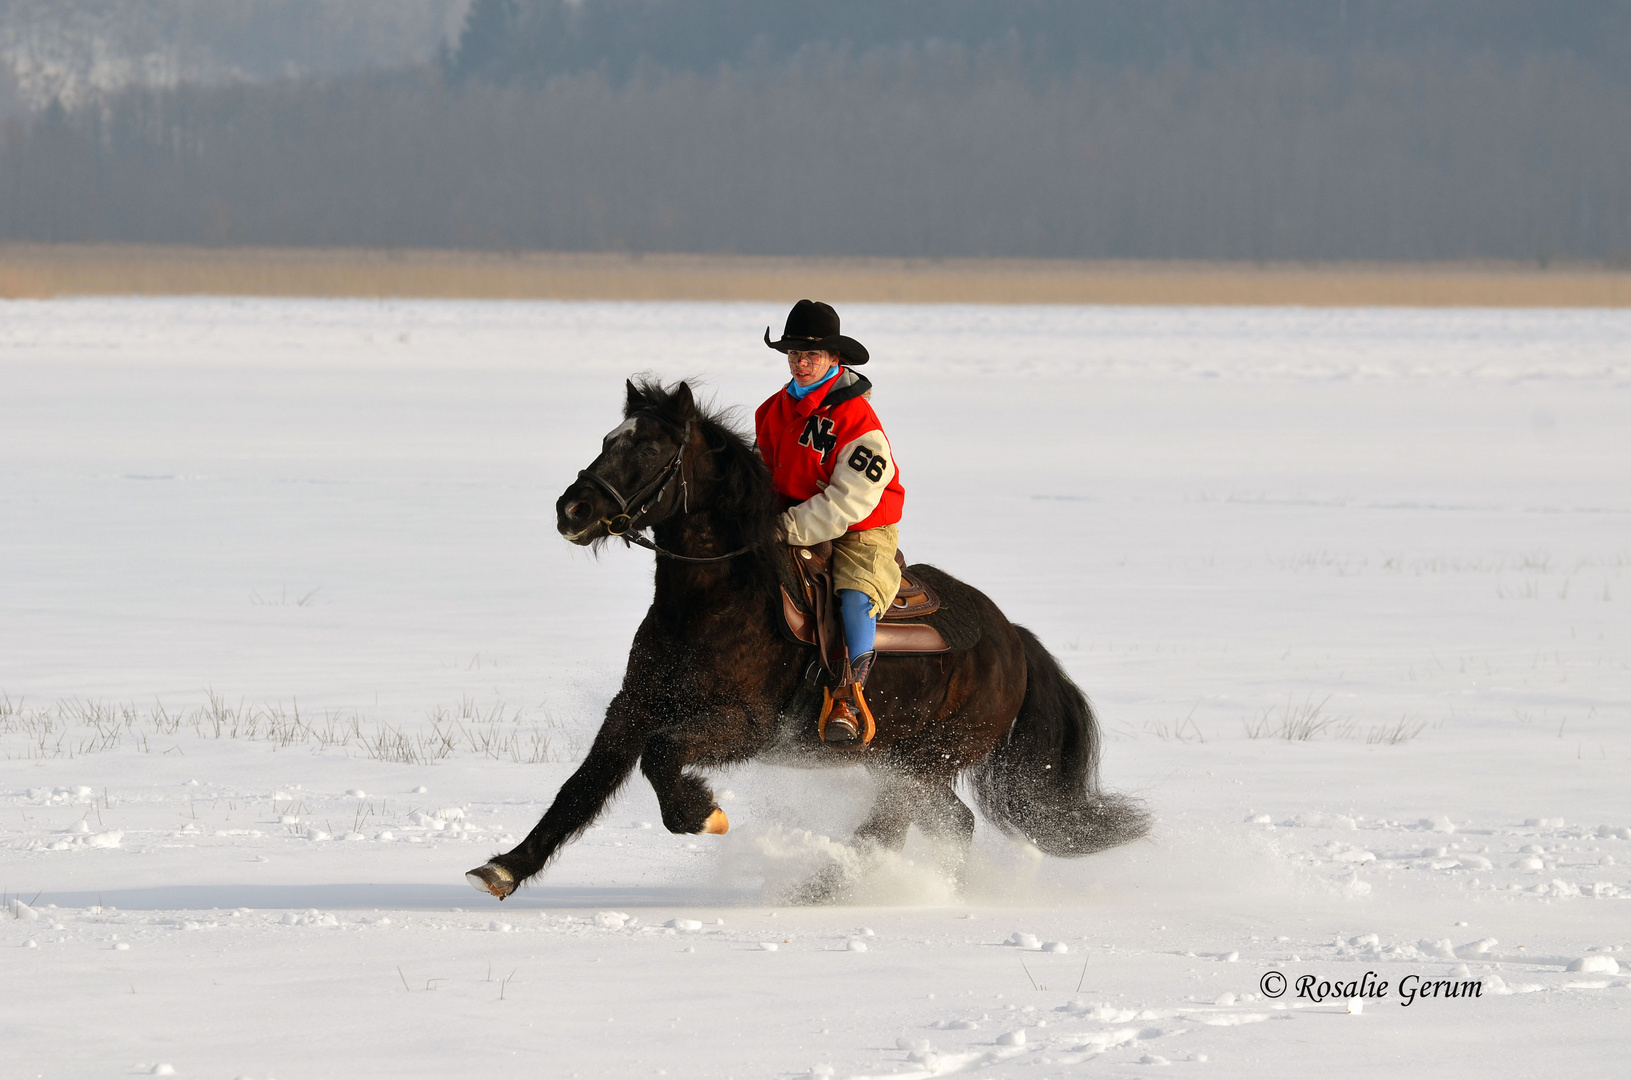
[2,298,1629,1079]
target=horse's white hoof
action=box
[702,808,729,835]
[466,862,516,899]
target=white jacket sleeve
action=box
[779,429,897,546]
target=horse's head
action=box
[557,379,699,545]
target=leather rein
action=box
[575,413,755,565]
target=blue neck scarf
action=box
[785,366,841,400]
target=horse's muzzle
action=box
[555,484,602,543]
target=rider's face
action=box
[786,349,837,387]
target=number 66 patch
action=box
[846,444,889,482]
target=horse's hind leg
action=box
[851,775,917,853]
[852,772,975,859]
[909,778,977,886]
[911,779,976,845]
[783,773,915,905]
[790,774,970,905]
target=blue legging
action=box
[837,588,876,661]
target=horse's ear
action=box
[672,381,695,419]
[624,379,645,417]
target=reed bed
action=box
[4,244,1628,306]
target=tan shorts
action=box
[831,523,901,620]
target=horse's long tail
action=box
[970,626,1149,856]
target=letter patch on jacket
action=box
[799,416,838,464]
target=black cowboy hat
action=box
[763,299,870,366]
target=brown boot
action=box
[819,652,876,748]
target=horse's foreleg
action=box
[640,729,731,835]
[467,708,647,899]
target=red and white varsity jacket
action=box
[754,368,905,546]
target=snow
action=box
[3,297,1630,1077]
[1565,956,1620,975]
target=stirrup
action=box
[818,684,875,748]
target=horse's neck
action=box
[649,510,772,614]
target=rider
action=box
[755,300,905,746]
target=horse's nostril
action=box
[568,500,591,522]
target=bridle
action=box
[574,412,754,564]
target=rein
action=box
[576,413,755,565]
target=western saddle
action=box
[779,542,951,679]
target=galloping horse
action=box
[466,379,1147,900]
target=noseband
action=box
[575,413,752,565]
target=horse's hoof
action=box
[466,862,517,899]
[783,864,849,906]
[702,808,729,835]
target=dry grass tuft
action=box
[1244,695,1344,741]
[1243,696,1429,745]
[0,691,581,764]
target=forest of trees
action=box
[0,0,465,106]
[1,0,1627,261]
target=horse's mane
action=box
[628,378,780,554]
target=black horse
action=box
[467,379,1147,900]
